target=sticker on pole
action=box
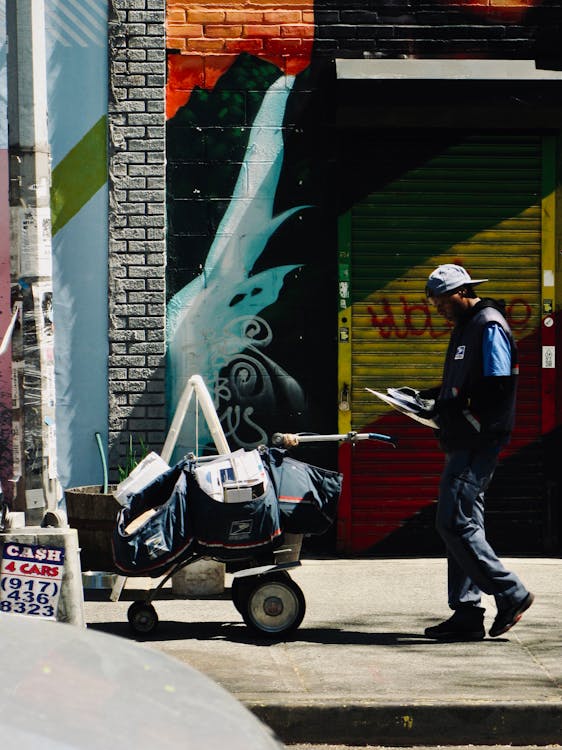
[0,542,65,619]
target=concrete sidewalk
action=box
[84,557,562,746]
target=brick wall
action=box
[107,0,167,476]
[166,1,561,69]
[166,1,314,117]
[105,0,559,477]
[167,0,314,61]
[311,1,558,62]
[166,1,560,120]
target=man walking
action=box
[422,263,534,641]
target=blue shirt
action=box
[482,323,511,376]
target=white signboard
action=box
[542,345,555,369]
[0,542,65,619]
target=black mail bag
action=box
[263,448,343,535]
[112,462,195,577]
[185,468,283,561]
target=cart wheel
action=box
[231,576,252,614]
[231,571,289,614]
[127,601,159,635]
[241,574,305,638]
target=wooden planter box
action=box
[65,485,120,572]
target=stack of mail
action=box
[366,386,438,428]
[114,452,171,506]
[194,449,269,503]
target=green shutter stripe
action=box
[50,115,107,236]
[350,135,542,302]
[346,133,544,554]
[350,134,542,421]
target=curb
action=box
[248,702,562,746]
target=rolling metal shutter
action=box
[344,132,544,554]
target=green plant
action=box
[117,435,149,482]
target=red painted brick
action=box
[166,53,203,117]
[167,52,204,89]
[204,54,238,89]
[281,23,313,37]
[166,37,186,51]
[187,38,225,51]
[244,24,281,37]
[225,10,264,23]
[224,38,264,53]
[187,9,225,23]
[264,10,302,23]
[168,23,204,37]
[167,8,186,23]
[205,25,244,38]
[264,37,304,53]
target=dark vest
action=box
[437,299,518,451]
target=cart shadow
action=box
[87,620,507,646]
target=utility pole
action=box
[6,0,58,522]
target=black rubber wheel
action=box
[231,571,290,614]
[127,601,159,635]
[231,576,253,614]
[240,574,305,638]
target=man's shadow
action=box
[87,619,508,646]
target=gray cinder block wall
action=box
[107,0,167,478]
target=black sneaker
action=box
[425,611,485,641]
[489,592,534,638]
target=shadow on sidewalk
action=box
[87,620,508,646]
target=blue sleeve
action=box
[482,324,511,376]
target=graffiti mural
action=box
[166,1,562,552]
[166,1,314,116]
[166,5,321,458]
[214,314,306,447]
[366,296,535,341]
[167,73,307,456]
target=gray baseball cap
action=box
[425,263,488,297]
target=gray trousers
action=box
[436,446,528,611]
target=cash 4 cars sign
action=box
[0,543,65,619]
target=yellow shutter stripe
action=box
[347,134,542,433]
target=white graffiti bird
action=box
[166,73,308,457]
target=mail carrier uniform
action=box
[432,298,529,614]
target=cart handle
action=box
[271,431,397,448]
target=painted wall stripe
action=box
[50,115,107,236]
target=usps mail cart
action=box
[111,376,394,638]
